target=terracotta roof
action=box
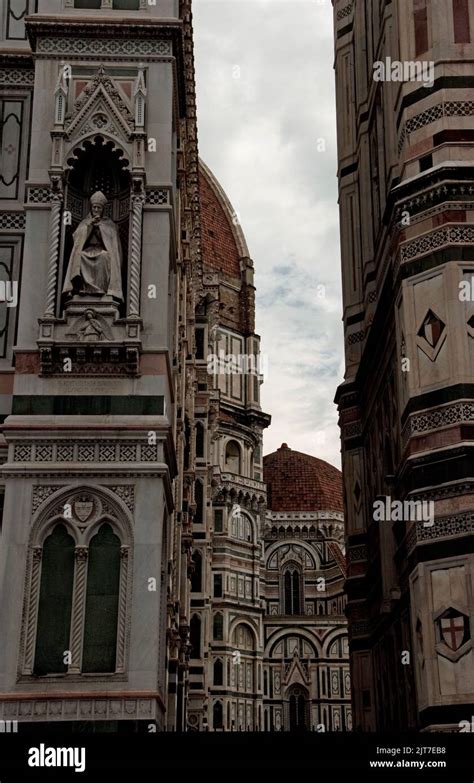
[263,444,343,513]
[199,160,248,278]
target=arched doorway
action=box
[287,685,309,732]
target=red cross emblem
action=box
[440,614,466,651]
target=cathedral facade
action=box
[333,0,474,731]
[0,0,350,733]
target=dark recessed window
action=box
[82,524,121,673]
[113,0,140,8]
[214,574,222,598]
[74,0,101,7]
[213,659,223,686]
[195,423,205,458]
[419,154,433,172]
[190,615,201,658]
[214,510,223,533]
[213,613,223,640]
[195,328,205,360]
[34,525,75,675]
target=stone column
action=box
[128,185,146,318]
[116,545,129,672]
[44,187,63,317]
[23,547,42,675]
[68,546,88,674]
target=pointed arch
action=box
[82,523,121,673]
[33,524,75,676]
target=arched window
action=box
[225,440,241,473]
[230,510,253,543]
[284,566,302,615]
[288,685,309,732]
[213,701,223,730]
[233,623,254,651]
[213,612,223,640]
[195,422,205,459]
[213,658,223,686]
[191,549,202,593]
[194,480,204,525]
[26,490,132,679]
[82,524,121,673]
[34,525,75,675]
[190,615,201,658]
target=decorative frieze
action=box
[399,101,474,151]
[401,400,474,447]
[400,224,474,263]
[36,37,172,59]
[409,513,473,549]
[0,696,157,722]
[14,442,159,465]
[0,68,34,87]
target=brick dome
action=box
[263,444,343,513]
[199,159,249,277]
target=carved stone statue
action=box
[62,191,123,302]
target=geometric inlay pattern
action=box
[400,225,474,263]
[12,442,159,463]
[336,2,353,21]
[145,189,169,205]
[0,212,26,230]
[399,101,474,152]
[37,38,172,57]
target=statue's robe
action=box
[63,215,123,302]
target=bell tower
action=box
[0,0,200,730]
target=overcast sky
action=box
[193,0,344,468]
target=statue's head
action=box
[90,191,107,218]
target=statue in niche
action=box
[62,191,123,302]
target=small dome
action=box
[263,444,343,513]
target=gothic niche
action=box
[38,65,147,377]
[63,136,130,310]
